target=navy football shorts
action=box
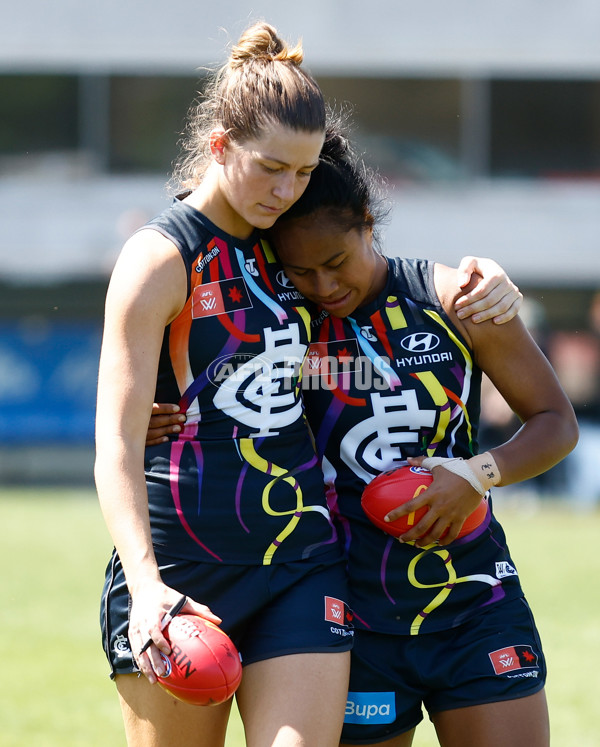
[341,597,546,744]
[101,551,353,678]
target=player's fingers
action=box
[435,523,461,546]
[184,600,222,625]
[394,507,438,543]
[151,402,181,415]
[492,295,523,325]
[456,255,479,288]
[150,413,186,428]
[400,515,444,546]
[145,435,170,446]
[146,414,186,445]
[456,282,504,315]
[384,491,429,522]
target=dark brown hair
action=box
[172,22,326,189]
[270,124,390,247]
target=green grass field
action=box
[2,488,599,746]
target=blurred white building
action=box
[1,0,599,288]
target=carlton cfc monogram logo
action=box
[400,332,440,353]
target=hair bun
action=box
[229,22,303,68]
[321,128,352,164]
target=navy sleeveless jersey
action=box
[302,257,524,634]
[142,198,339,565]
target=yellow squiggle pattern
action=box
[423,309,476,446]
[410,371,451,456]
[239,438,328,565]
[407,545,500,634]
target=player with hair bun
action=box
[96,22,351,747]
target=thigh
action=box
[236,651,351,747]
[116,673,232,747]
[432,689,549,747]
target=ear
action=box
[209,128,228,163]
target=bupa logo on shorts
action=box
[495,561,517,579]
[324,596,354,627]
[345,692,396,724]
[489,645,539,675]
[400,332,440,353]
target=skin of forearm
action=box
[95,441,161,593]
[489,409,578,487]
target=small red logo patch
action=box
[325,596,345,624]
[489,645,538,674]
[324,596,354,626]
[192,277,252,318]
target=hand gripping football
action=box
[157,615,242,706]
[361,465,488,540]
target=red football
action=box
[361,465,488,540]
[157,615,242,706]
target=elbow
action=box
[564,413,579,457]
[553,403,579,459]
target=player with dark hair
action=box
[266,134,578,746]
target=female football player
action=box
[266,133,578,747]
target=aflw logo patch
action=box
[304,339,361,377]
[489,645,538,675]
[191,277,253,318]
[324,596,354,627]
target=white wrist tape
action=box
[420,452,501,496]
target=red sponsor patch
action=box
[192,277,252,318]
[489,645,538,675]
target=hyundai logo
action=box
[400,333,440,353]
[276,270,294,288]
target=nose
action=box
[313,270,339,299]
[272,172,296,203]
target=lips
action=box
[318,291,352,312]
[259,203,285,215]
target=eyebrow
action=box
[284,251,345,270]
[261,156,320,170]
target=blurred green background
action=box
[2,489,599,747]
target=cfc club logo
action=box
[400,332,440,353]
[113,634,131,658]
